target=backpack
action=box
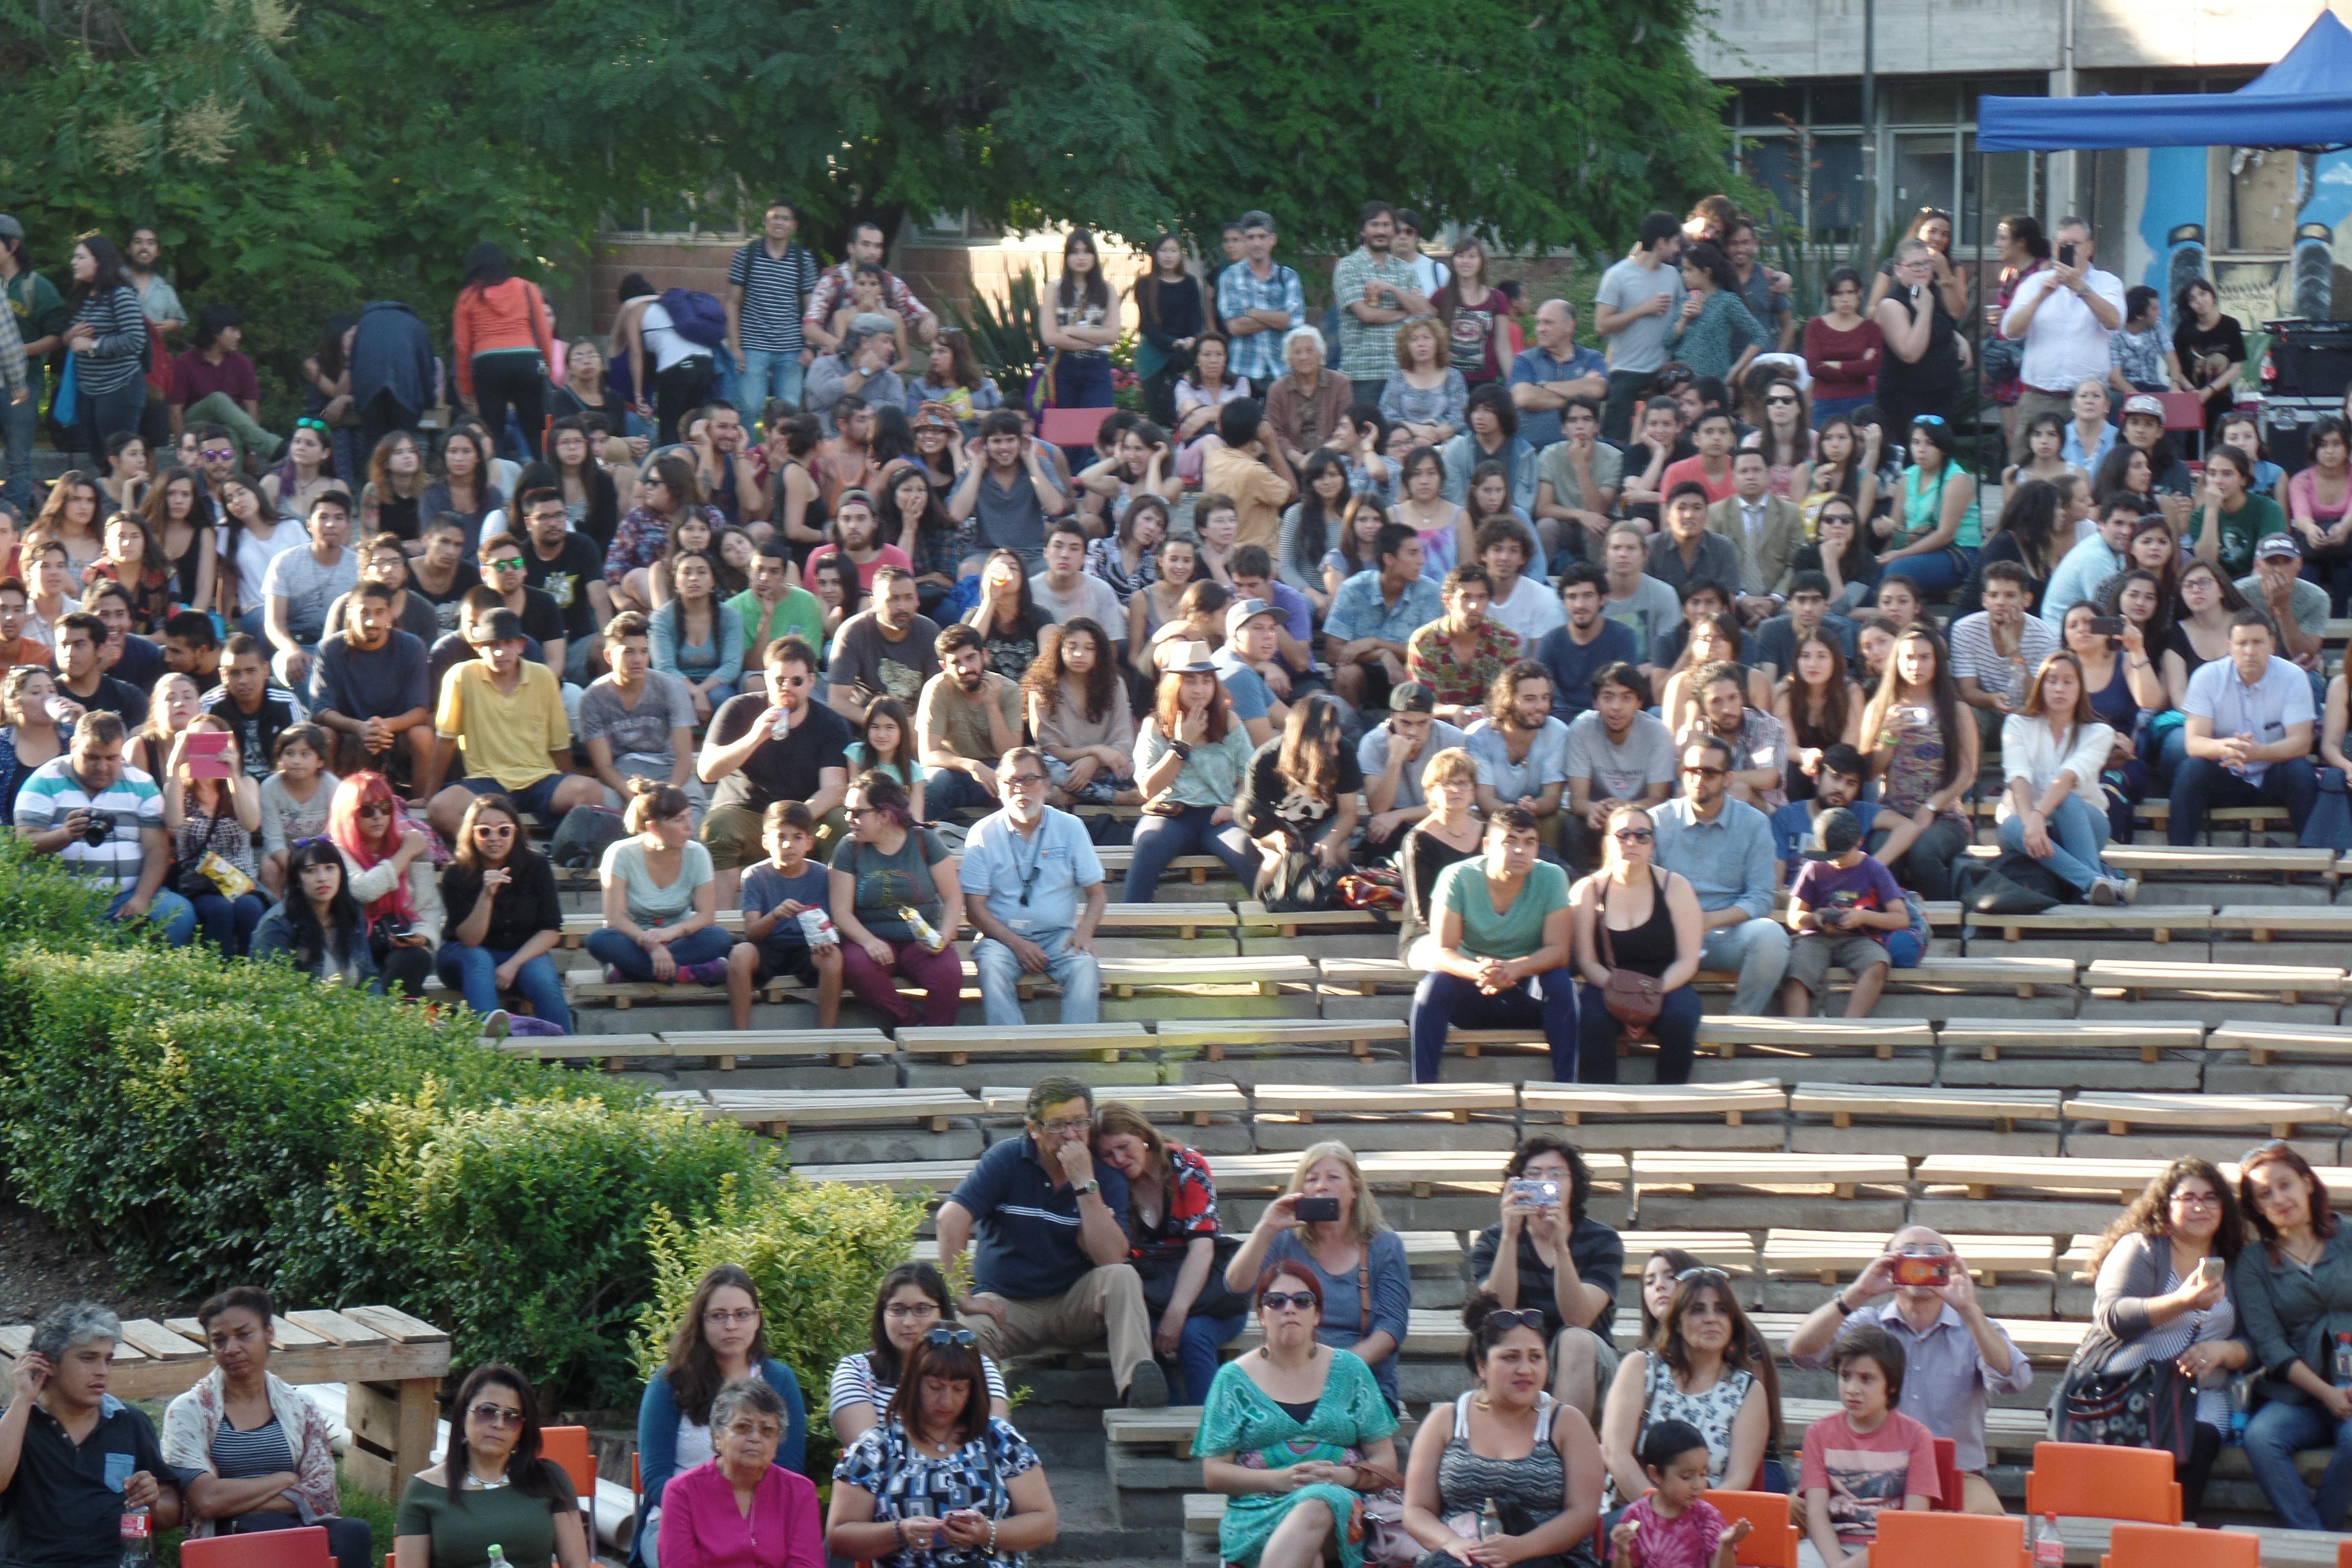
[550,804,628,869]
[658,287,730,350]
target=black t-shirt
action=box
[1238,736,1364,843]
[1468,1216,1628,1342]
[439,849,563,953]
[507,587,567,651]
[524,534,607,643]
[706,695,851,813]
[408,565,483,638]
[104,636,164,694]
[64,673,149,730]
[2173,316,2247,382]
[202,689,302,780]
[322,586,440,648]
[0,1396,185,1568]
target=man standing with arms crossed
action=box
[1330,202,1432,405]
[1215,212,1305,394]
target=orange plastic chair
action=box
[1872,1509,2030,1568]
[180,1527,332,1567]
[2338,1540,2352,1568]
[543,1423,598,1548]
[1704,1489,1799,1568]
[2023,1440,2183,1525]
[2100,1522,2258,1568]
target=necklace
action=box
[462,1466,510,1490]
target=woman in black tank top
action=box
[1570,804,1707,1085]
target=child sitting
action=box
[258,723,339,898]
[725,800,844,1031]
[844,696,927,823]
[1797,1326,1938,1568]
[1610,1418,1751,1568]
[1780,807,1919,1019]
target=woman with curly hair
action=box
[1024,617,1135,805]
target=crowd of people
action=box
[9,1131,2342,1565]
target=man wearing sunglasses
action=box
[935,1076,1165,1408]
[1786,1224,2030,1515]
[961,745,1106,1028]
[1651,734,1788,1016]
[474,531,568,683]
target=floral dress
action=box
[1603,1355,1755,1504]
[1191,1350,1399,1568]
[834,1417,1041,1568]
[603,503,725,585]
[1881,718,1970,834]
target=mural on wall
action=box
[2140,145,2352,334]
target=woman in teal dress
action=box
[1667,242,1767,385]
[1194,1262,1401,1568]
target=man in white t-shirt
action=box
[2170,610,2319,846]
[1999,216,2123,468]
[1562,660,1674,872]
[1028,521,1124,652]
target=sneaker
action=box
[604,964,626,984]
[1124,1359,1169,1409]
[2089,877,2118,906]
[680,960,728,986]
[478,1008,512,1044]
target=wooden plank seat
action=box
[1090,849,1228,883]
[976,1083,1251,1126]
[1236,900,1394,937]
[1915,1154,2166,1201]
[2082,959,2347,1006]
[1236,1306,1467,1355]
[2065,1091,2350,1138]
[2216,905,2352,943]
[490,1031,664,1068]
[704,1088,981,1137]
[1698,955,2072,998]
[1208,1150,1626,1199]
[567,966,983,1010]
[658,1028,893,1070]
[1317,958,1425,995]
[1094,903,1241,938]
[1693,1017,1931,1062]
[1524,1081,1786,1127]
[560,909,747,946]
[1251,1084,1517,1123]
[2212,1021,2352,1064]
[1153,1016,1410,1061]
[900,1022,1153,1065]
[1631,1151,1909,1200]
[1936,1017,2209,1063]
[796,1159,976,1193]
[1788,1084,2063,1131]
[2059,1234,2098,1283]
[1101,955,1316,997]
[2130,800,2294,829]
[2103,845,2339,881]
[1963,905,2211,943]
[1614,1231,1761,1275]
[1760,1229,2055,1287]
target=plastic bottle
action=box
[2336,1332,2352,1389]
[486,1549,509,1568]
[2032,1512,2064,1568]
[117,1508,154,1567]
[1479,1500,1504,1541]
[2230,1374,2253,1444]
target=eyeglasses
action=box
[358,801,394,819]
[1003,773,1050,791]
[1764,395,1799,407]
[1033,1116,1091,1138]
[1680,764,1727,778]
[1612,827,1655,843]
[469,1402,525,1428]
[2170,1191,2222,1210]
[884,1303,943,1321]
[1485,1308,1547,1332]
[923,1326,978,1348]
[1259,1291,1318,1312]
[704,1307,760,1326]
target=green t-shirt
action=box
[394,1476,568,1568]
[727,586,827,665]
[1432,857,1569,960]
[2211,492,2286,579]
[831,824,948,943]
[7,271,67,393]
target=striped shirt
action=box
[728,239,820,355]
[1215,260,1306,384]
[11,756,164,891]
[69,284,148,396]
[210,1414,295,1479]
[827,1350,1010,1417]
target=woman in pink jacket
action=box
[452,242,557,462]
[657,1379,825,1568]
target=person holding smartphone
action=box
[1224,1143,1413,1410]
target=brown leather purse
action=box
[1597,876,1664,1035]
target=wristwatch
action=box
[1074,1179,1101,1197]
[1168,740,1194,761]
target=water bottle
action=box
[2032,1512,2064,1568]
[2230,1374,2252,1444]
[2335,1332,2351,1389]
[1479,1500,1504,1541]
[117,1507,154,1567]
[486,1548,509,1568]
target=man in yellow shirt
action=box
[422,607,608,836]
[1199,398,1297,553]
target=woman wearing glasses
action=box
[2066,1159,2244,1519]
[393,1363,589,1567]
[830,1264,1012,1447]
[1599,1267,1774,1503]
[1224,1143,1413,1410]
[436,791,571,1031]
[2235,1143,2352,1531]
[650,1379,822,1568]
[830,768,964,1032]
[329,770,443,999]
[631,1264,812,1567]
[1194,1264,1401,1568]
[1401,1294,1606,1568]
[827,1327,1058,1568]
[1569,802,1703,1086]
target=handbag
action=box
[2050,1356,2195,1462]
[1261,842,1339,914]
[1595,876,1663,1035]
[2302,766,2352,851]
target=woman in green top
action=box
[1569,801,1703,1086]
[2195,444,2286,580]
[1876,415,1981,600]
[1193,1261,1401,1568]
[1667,243,1767,385]
[1408,804,1576,1084]
[829,767,964,1032]
[1121,645,1260,901]
[394,1364,587,1568]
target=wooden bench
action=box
[2216,905,2352,943]
[1614,1230,1761,1275]
[2083,959,2347,1006]
[1702,957,2072,998]
[795,1159,976,1193]
[703,1088,980,1136]
[1096,903,1242,939]
[1250,1084,1516,1123]
[0,1306,449,1501]
[489,1031,664,1069]
[1935,1018,2209,1063]
[1153,1017,1409,1061]
[2104,845,2339,883]
[560,910,747,946]
[1317,958,1423,995]
[899,1022,1153,1065]
[658,1028,894,1070]
[1630,1152,1909,1201]
[976,1084,1250,1126]
[1207,1150,1626,1198]
[2065,1092,2350,1138]
[2212,1021,2352,1065]
[1914,1154,2165,1202]
[1236,900,1394,937]
[1788,1084,2063,1132]
[1234,1306,1468,1355]
[1102,955,1316,997]
[1523,1082,1786,1127]
[1694,1017,1931,1062]
[1759,1230,2055,1287]
[1963,905,2211,944]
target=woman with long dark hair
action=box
[1774,630,1860,802]
[608,452,723,611]
[829,1264,1011,1448]
[436,791,570,1030]
[140,463,215,611]
[758,412,827,552]
[1043,228,1120,411]
[629,1263,812,1565]
[1802,267,1883,425]
[1599,1264,1777,1500]
[304,313,362,481]
[452,242,556,460]
[1793,414,1883,541]
[2290,415,2352,611]
[1997,649,2123,901]
[1432,237,1511,387]
[1667,241,1766,385]
[1278,451,1349,616]
[361,429,430,547]
[263,419,337,522]
[1095,1102,1252,1404]
[1132,234,1204,427]
[652,550,746,725]
[1123,651,1259,899]
[1087,489,1167,604]
[1237,694,1359,897]
[423,425,505,551]
[2235,1144,2352,1532]
[1741,371,1812,498]
[251,839,377,986]
[162,713,266,955]
[545,415,621,553]
[879,458,958,608]
[395,1364,588,1567]
[1783,496,1878,615]
[1875,416,1979,600]
[88,508,174,633]
[62,234,146,461]
[1860,623,1977,900]
[31,467,104,586]
[963,548,1051,681]
[1025,618,1135,806]
[1962,477,2064,616]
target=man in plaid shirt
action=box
[1213,211,1304,388]
[802,220,937,353]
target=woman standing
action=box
[1087,491,1167,606]
[163,714,266,955]
[394,1365,589,1568]
[1869,209,1972,320]
[1874,417,1979,599]
[1434,238,1512,387]
[1598,1267,1772,1499]
[329,771,442,999]
[1224,1144,1413,1408]
[1997,650,2124,903]
[0,666,70,821]
[588,785,732,988]
[1570,803,1704,1085]
[830,768,963,1032]
[756,414,826,555]
[1238,695,1360,900]
[1193,1266,1401,1568]
[652,552,746,725]
[1268,327,1349,471]
[1802,267,1883,425]
[1025,618,1135,806]
[263,420,338,521]
[1774,631,1861,800]
[423,426,505,552]
[62,235,147,460]
[1667,243,1766,386]
[1096,1102,1250,1405]
[2235,1144,2352,1532]
[452,243,556,461]
[2169,278,2246,437]
[1873,241,1966,437]
[829,1266,1012,1448]
[2290,415,2352,612]
[631,1263,812,1566]
[140,464,215,614]
[361,430,432,548]
[652,1380,823,1568]
[436,792,571,1030]
[1982,215,2051,452]
[1381,319,1468,447]
[1402,1296,1606,1568]
[1132,234,1204,428]
[1278,453,1350,616]
[251,840,380,989]
[1044,229,1120,411]
[1861,624,1978,901]
[1123,650,1260,899]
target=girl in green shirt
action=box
[2196,444,2287,580]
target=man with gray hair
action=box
[960,746,1106,1028]
[803,313,907,437]
[2,1301,187,1562]
[2000,215,2124,468]
[934,1076,1165,1408]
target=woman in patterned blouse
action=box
[1095,1101,1249,1403]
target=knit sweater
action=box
[70,284,147,395]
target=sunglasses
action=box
[1675,1265,1732,1285]
[487,557,526,572]
[1765,395,1799,407]
[924,1326,978,1347]
[474,823,517,838]
[199,447,236,461]
[1912,414,1947,427]
[1259,1291,1318,1312]
[1680,764,1727,778]
[1613,827,1655,843]
[1485,1308,1548,1332]
[358,801,395,819]
[469,1402,525,1428]
[295,418,330,433]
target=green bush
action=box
[0,836,131,949]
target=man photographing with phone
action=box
[1785,1224,2031,1514]
[1999,216,2124,471]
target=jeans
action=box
[378,941,433,999]
[1172,1310,1248,1405]
[1601,370,1658,443]
[2167,756,2319,846]
[77,377,146,462]
[840,935,963,1031]
[110,886,197,946]
[737,348,807,413]
[975,929,1100,1026]
[1810,394,1872,425]
[655,357,716,446]
[584,924,733,981]
[1,383,35,510]
[222,1511,375,1568]
[1698,916,1791,1016]
[470,351,548,460]
[1051,352,1115,409]
[435,942,572,1030]
[1868,816,1972,902]
[1575,980,1703,1083]
[181,390,280,467]
[1121,804,1258,901]
[1410,966,1580,1082]
[2244,1397,2352,1531]
[189,889,267,955]
[927,768,1000,816]
[1877,545,1976,598]
[1996,793,2111,893]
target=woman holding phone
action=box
[163,713,266,955]
[1224,1142,1413,1410]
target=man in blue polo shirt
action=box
[1,1302,188,1568]
[936,1078,1167,1407]
[961,747,1106,1027]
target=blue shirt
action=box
[2061,420,2116,472]
[948,1131,1132,1300]
[1465,717,1572,801]
[2040,534,2127,620]
[1211,647,1273,723]
[2183,653,2315,787]
[1439,431,1539,517]
[958,804,1104,937]
[1534,618,1638,723]
[1508,344,1608,447]
[1325,568,1443,647]
[1653,794,1778,921]
[1215,261,1306,384]
[743,860,832,951]
[1770,798,1884,868]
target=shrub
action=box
[0,836,129,949]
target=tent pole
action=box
[1975,144,1990,474]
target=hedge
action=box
[0,841,922,1409]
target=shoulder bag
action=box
[1596,875,1663,1035]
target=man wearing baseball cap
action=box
[1360,680,1468,854]
[2117,392,2197,534]
[2239,531,2328,674]
[423,604,607,836]
[1998,215,2124,469]
[1213,596,1287,747]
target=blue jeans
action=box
[1174,1310,1248,1405]
[1877,545,1977,598]
[76,377,146,463]
[975,929,1100,1026]
[1576,979,1704,1084]
[1411,966,1580,1082]
[737,349,807,413]
[1996,794,2111,893]
[2167,755,2319,846]
[2243,1398,2352,1530]
[189,890,268,956]
[1,384,36,511]
[435,942,572,1030]
[584,924,732,981]
[1051,352,1115,409]
[1811,395,1872,425]
[1120,804,1258,901]
[110,886,197,946]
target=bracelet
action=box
[988,1519,999,1552]
[895,1519,908,1547]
